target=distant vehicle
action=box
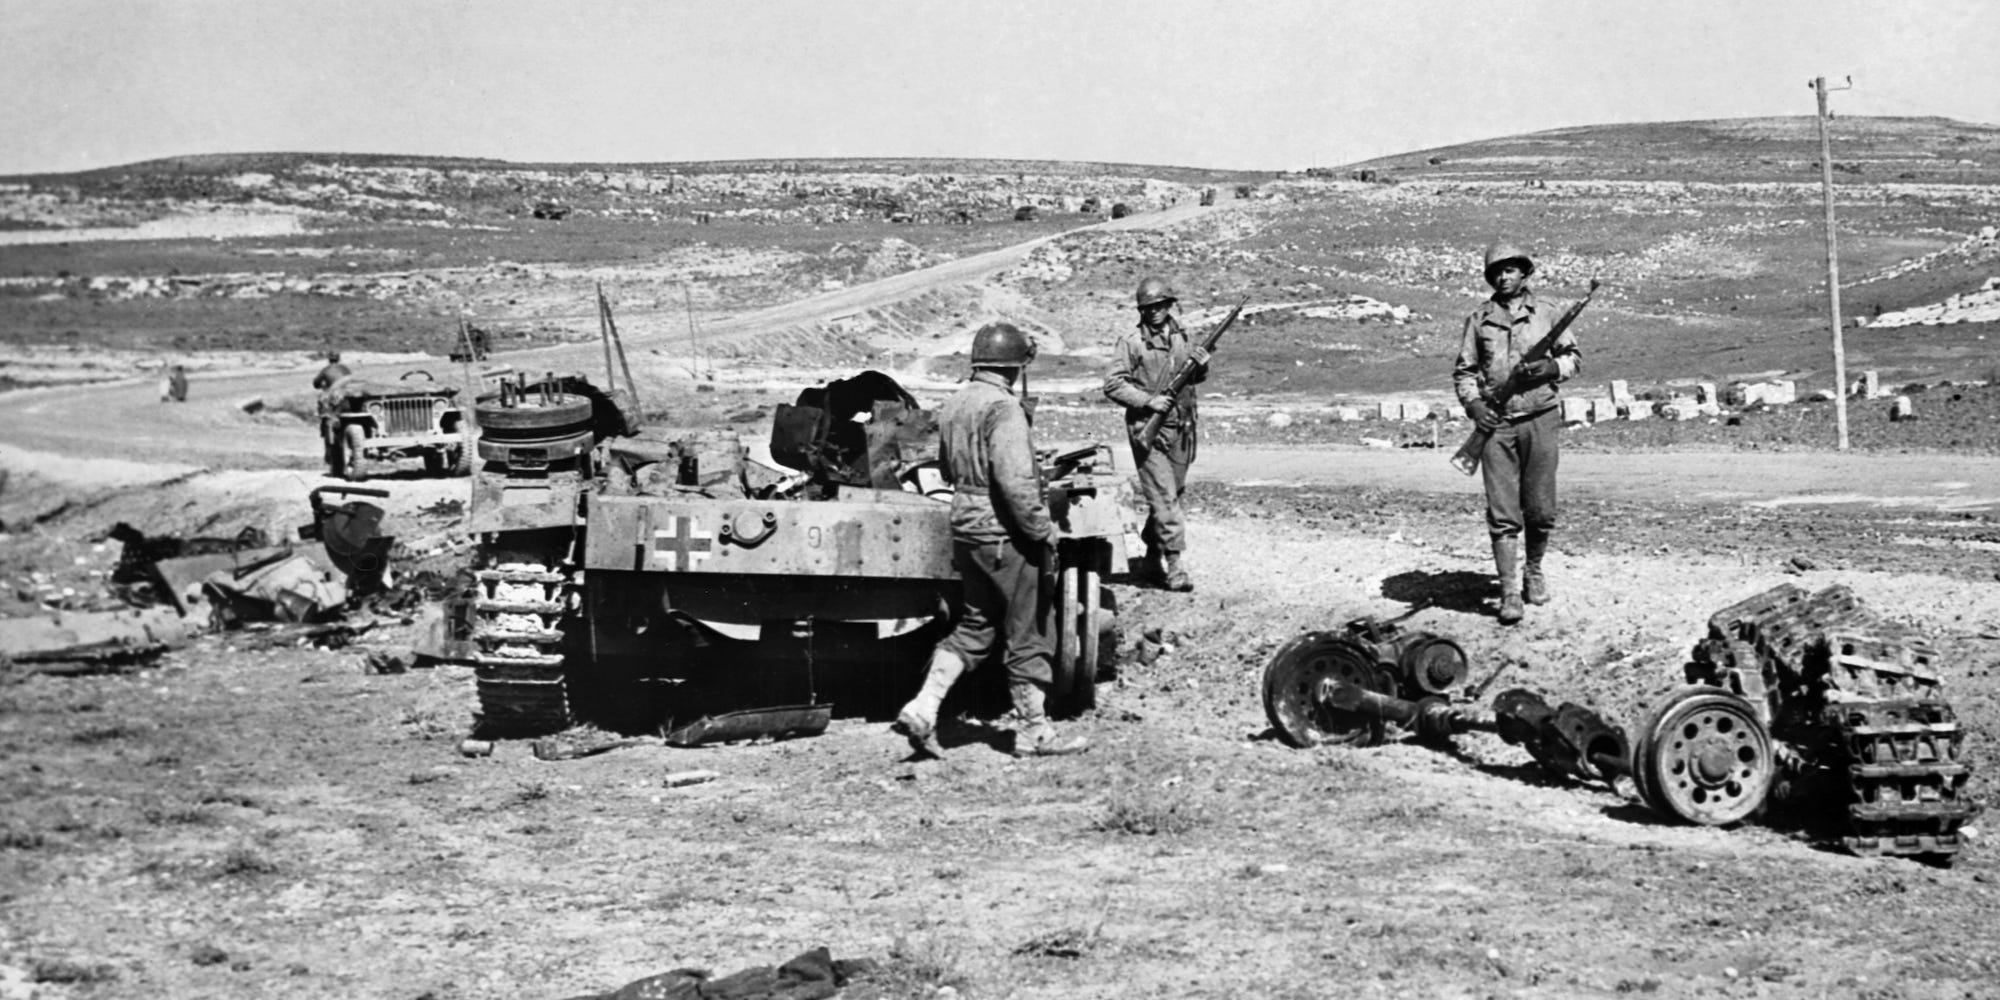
[1199,188,1216,206]
[318,371,468,481]
[1080,196,1101,214]
[529,200,571,220]
[449,321,490,364]
[1110,203,1132,219]
[1013,205,1040,222]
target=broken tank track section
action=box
[469,555,577,736]
[1687,583,1978,860]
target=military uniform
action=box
[312,360,352,391]
[1103,283,1205,590]
[1452,243,1583,623]
[894,322,1087,760]
[934,370,1056,687]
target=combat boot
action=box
[1523,531,1552,606]
[1010,680,1089,757]
[894,647,964,758]
[1162,552,1193,593]
[1492,535,1524,625]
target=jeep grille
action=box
[380,397,435,436]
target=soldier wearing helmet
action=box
[312,350,352,391]
[895,321,1088,760]
[1102,276,1209,591]
[1452,241,1583,625]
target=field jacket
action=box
[1103,317,1207,437]
[938,371,1054,547]
[1452,290,1583,419]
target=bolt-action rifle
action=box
[1450,278,1600,476]
[1137,298,1247,449]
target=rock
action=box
[191,944,229,967]
[363,647,417,674]
[1264,412,1293,429]
[457,739,494,758]
[1787,555,1817,573]
[663,769,720,788]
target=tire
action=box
[423,449,447,476]
[341,423,368,482]
[450,443,471,477]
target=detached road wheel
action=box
[341,424,368,482]
[1633,686,1775,826]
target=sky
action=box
[3,0,1996,175]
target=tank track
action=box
[470,559,576,735]
[1696,584,1979,859]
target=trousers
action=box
[1130,424,1194,553]
[1480,406,1560,538]
[938,538,1054,685]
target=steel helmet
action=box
[1135,276,1177,308]
[969,321,1035,366]
[1482,242,1535,284]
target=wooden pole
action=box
[683,284,703,379]
[595,281,618,390]
[1814,76,1850,451]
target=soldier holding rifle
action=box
[1102,276,1209,592]
[1452,242,1585,625]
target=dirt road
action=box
[0,204,1218,472]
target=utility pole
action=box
[1813,75,1853,450]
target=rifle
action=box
[1137,297,1247,448]
[1449,278,1600,476]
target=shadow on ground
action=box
[1382,569,1494,618]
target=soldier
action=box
[895,322,1088,760]
[312,351,352,391]
[1102,276,1209,591]
[159,363,188,403]
[1452,242,1582,625]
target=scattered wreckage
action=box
[1261,584,1980,862]
[3,487,406,673]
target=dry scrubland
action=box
[6,118,2000,999]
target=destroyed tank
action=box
[462,364,1123,740]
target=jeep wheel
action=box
[449,443,471,477]
[341,424,368,482]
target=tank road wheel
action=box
[341,423,368,482]
[1633,686,1776,826]
[469,550,576,736]
[1049,542,1104,717]
[1261,633,1395,748]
